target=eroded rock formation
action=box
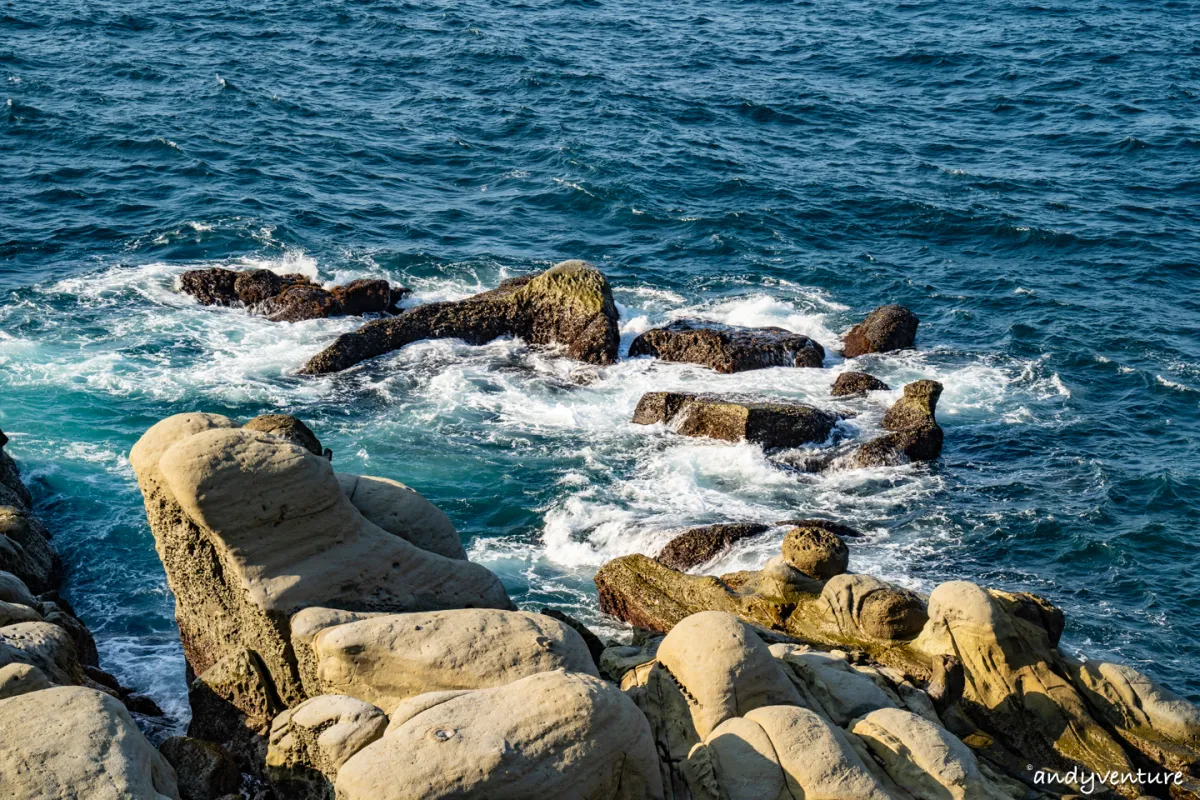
[633,391,842,450]
[300,260,620,374]
[842,304,920,357]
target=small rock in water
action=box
[831,371,890,397]
[842,304,919,357]
[178,267,399,322]
[850,379,944,467]
[629,320,825,373]
[632,391,841,450]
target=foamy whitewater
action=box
[3,0,1198,722]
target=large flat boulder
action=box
[293,608,599,712]
[0,686,179,800]
[335,670,663,800]
[300,260,619,374]
[629,321,825,373]
[633,392,841,450]
[130,413,513,709]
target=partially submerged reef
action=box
[1,263,1197,799]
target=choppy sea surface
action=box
[2,0,1199,720]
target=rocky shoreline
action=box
[1,263,1197,799]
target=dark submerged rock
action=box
[330,278,393,316]
[180,268,240,306]
[656,522,771,571]
[629,321,825,373]
[774,518,864,539]
[300,260,620,374]
[842,304,919,357]
[831,371,890,397]
[632,391,840,450]
[851,380,944,467]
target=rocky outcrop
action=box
[629,321,825,372]
[179,268,404,322]
[0,686,179,800]
[186,648,282,772]
[842,304,919,357]
[633,392,841,450]
[290,607,599,712]
[597,529,1200,798]
[242,413,325,458]
[300,260,619,374]
[266,694,387,800]
[781,523,849,580]
[129,412,513,714]
[656,522,770,570]
[850,379,944,467]
[335,670,664,800]
[832,371,890,396]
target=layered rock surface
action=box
[629,320,825,372]
[300,260,620,374]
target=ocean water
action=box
[2,0,1199,721]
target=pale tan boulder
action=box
[851,707,1012,800]
[0,686,179,800]
[819,573,928,643]
[770,644,900,727]
[335,670,663,800]
[300,608,598,712]
[130,413,512,705]
[337,474,465,560]
[0,662,51,699]
[1070,659,1200,774]
[186,648,282,772]
[267,694,387,800]
[656,611,803,740]
[290,608,384,697]
[0,621,83,686]
[684,704,898,800]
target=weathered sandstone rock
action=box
[656,522,770,571]
[336,473,464,560]
[294,608,599,712]
[0,686,179,800]
[832,370,891,396]
[266,694,387,800]
[0,620,84,686]
[818,573,928,643]
[300,260,619,374]
[0,508,58,594]
[159,737,240,800]
[187,648,282,772]
[781,524,849,580]
[770,645,901,727]
[0,662,51,700]
[0,433,33,510]
[684,705,896,800]
[850,380,944,467]
[540,607,605,666]
[852,707,1012,800]
[629,321,825,372]
[180,268,401,322]
[130,413,512,707]
[242,414,324,457]
[633,391,841,450]
[335,670,663,800]
[842,304,919,357]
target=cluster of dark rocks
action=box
[180,268,408,323]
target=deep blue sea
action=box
[2,0,1199,721]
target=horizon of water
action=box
[2,0,1198,723]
